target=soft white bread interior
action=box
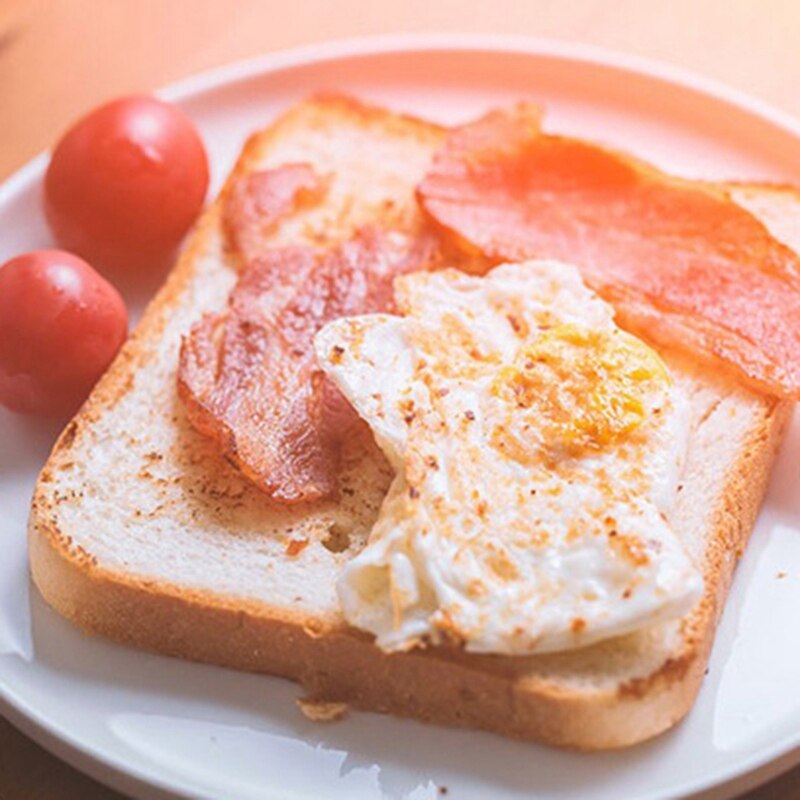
[28,96,792,749]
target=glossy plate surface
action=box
[1,34,799,800]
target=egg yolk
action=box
[493,324,669,456]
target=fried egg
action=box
[314,261,703,654]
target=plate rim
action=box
[1,31,799,800]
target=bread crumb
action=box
[285,538,309,557]
[777,571,787,579]
[302,621,325,638]
[297,698,348,722]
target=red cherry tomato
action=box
[0,250,128,414]
[44,96,209,272]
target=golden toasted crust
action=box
[28,95,793,750]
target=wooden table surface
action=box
[1,1,800,798]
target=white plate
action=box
[1,34,799,800]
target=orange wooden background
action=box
[1,0,800,797]
[3,0,800,179]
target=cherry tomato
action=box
[0,250,128,414]
[44,96,208,272]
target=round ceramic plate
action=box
[1,34,799,800]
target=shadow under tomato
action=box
[0,408,69,478]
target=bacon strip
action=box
[418,106,800,397]
[179,226,441,503]
[222,163,327,263]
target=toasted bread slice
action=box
[28,95,791,750]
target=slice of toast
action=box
[28,95,792,750]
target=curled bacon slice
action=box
[222,163,327,263]
[178,227,441,503]
[418,105,800,397]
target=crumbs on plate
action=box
[296,697,349,722]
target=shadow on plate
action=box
[763,407,800,521]
[18,586,691,800]
[0,408,68,478]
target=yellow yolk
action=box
[493,324,670,457]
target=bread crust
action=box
[27,95,793,750]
